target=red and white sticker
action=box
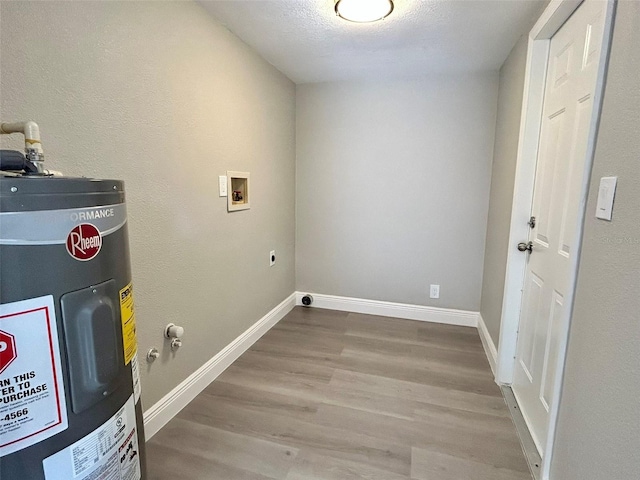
[0,296,68,456]
[66,223,102,261]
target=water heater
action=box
[0,122,147,479]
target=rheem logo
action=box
[66,223,102,261]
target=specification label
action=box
[119,283,141,404]
[43,394,141,480]
[119,283,138,366]
[0,295,68,456]
[130,353,141,405]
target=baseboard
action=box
[295,292,478,328]
[477,313,498,377]
[143,292,296,439]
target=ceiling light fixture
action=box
[335,0,394,23]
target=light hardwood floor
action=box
[146,307,531,479]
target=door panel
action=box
[519,273,545,380]
[532,111,564,247]
[512,0,606,455]
[540,290,563,409]
[558,97,593,258]
[583,8,604,68]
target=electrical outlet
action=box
[269,250,276,266]
[430,284,440,299]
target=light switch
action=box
[219,175,228,197]
[595,176,617,221]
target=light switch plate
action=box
[595,176,617,221]
[219,175,228,197]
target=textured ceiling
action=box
[199,0,545,84]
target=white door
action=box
[512,0,607,455]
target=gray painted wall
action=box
[551,2,640,478]
[0,1,296,408]
[479,35,530,346]
[296,77,498,311]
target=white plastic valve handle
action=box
[166,324,184,338]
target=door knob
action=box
[518,241,533,253]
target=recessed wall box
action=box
[227,171,250,212]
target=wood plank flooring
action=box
[146,307,531,479]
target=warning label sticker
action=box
[43,394,141,480]
[119,283,137,366]
[0,295,68,456]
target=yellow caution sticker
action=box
[119,282,138,365]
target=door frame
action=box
[495,0,616,478]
